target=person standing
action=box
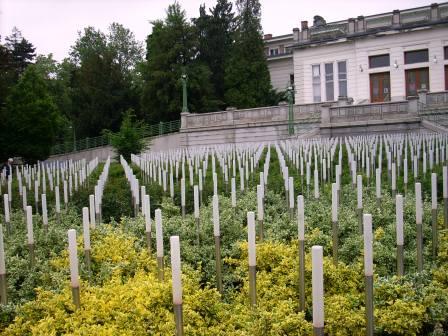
[1,158,13,177]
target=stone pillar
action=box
[180,112,189,130]
[356,16,366,32]
[430,3,440,21]
[226,107,236,125]
[320,103,332,125]
[293,28,300,42]
[337,96,348,106]
[301,21,309,41]
[348,18,356,34]
[418,89,428,105]
[392,10,400,27]
[408,96,419,115]
[278,101,288,122]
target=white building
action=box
[264,2,448,104]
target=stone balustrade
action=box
[181,103,322,130]
[328,101,409,123]
[425,91,448,106]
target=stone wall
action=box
[47,132,184,162]
[47,92,448,161]
[46,145,115,163]
[180,103,321,146]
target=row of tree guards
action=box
[1,157,99,215]
[129,134,447,335]
[0,157,110,306]
[1,133,448,335]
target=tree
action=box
[34,54,73,142]
[107,23,143,78]
[1,65,61,162]
[194,0,235,109]
[0,38,14,110]
[141,3,218,123]
[0,29,36,113]
[107,109,147,161]
[68,24,143,138]
[5,27,36,80]
[224,0,275,108]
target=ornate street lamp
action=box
[181,73,188,113]
[287,85,295,136]
[69,125,76,152]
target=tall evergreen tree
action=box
[224,0,274,108]
[0,29,37,161]
[194,0,234,109]
[0,29,36,113]
[141,3,218,123]
[1,65,61,162]
[0,38,14,110]
[5,27,36,80]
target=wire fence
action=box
[50,120,181,156]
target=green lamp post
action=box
[181,73,188,113]
[69,125,76,152]
[287,85,294,136]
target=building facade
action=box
[264,2,448,104]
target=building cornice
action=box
[266,53,293,61]
[288,19,448,50]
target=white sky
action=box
[0,0,433,61]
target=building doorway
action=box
[405,67,429,97]
[370,72,391,102]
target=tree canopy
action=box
[1,65,60,163]
[68,24,144,138]
[0,1,278,161]
[140,3,219,123]
[194,0,235,109]
[224,0,276,108]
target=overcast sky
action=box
[0,0,433,61]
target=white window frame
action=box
[337,60,348,98]
[312,64,321,103]
[325,62,334,101]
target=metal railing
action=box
[50,120,181,155]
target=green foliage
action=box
[2,146,448,334]
[4,27,36,80]
[194,0,235,109]
[224,0,275,108]
[68,24,143,138]
[107,109,147,161]
[141,3,219,123]
[0,207,82,328]
[0,28,37,161]
[2,65,61,162]
[101,163,133,222]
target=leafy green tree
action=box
[194,0,235,109]
[224,0,275,108]
[107,23,143,78]
[1,65,61,162]
[107,109,147,161]
[67,24,143,138]
[34,54,73,142]
[141,3,218,123]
